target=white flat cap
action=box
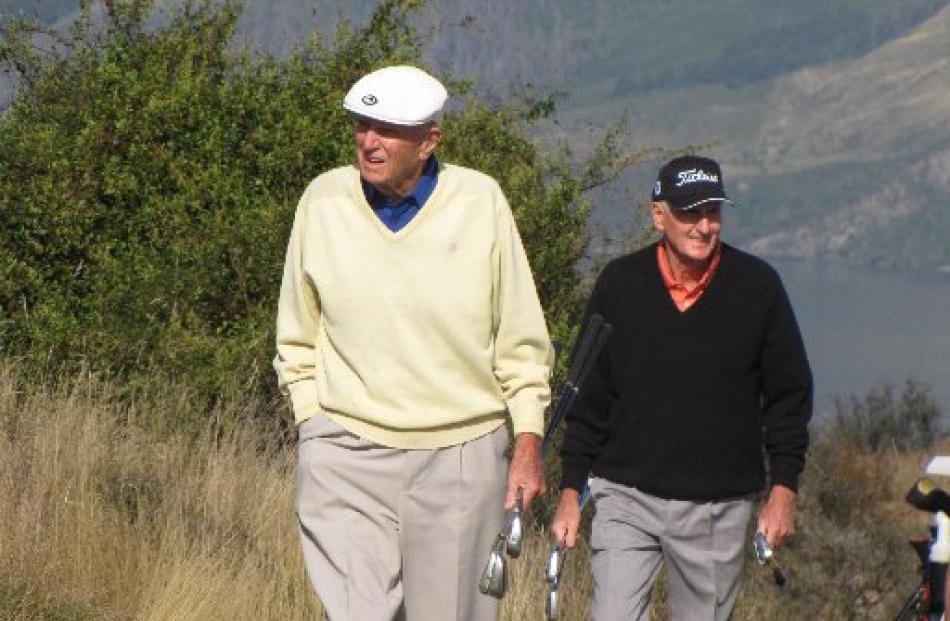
[343,65,448,126]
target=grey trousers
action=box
[589,477,753,621]
[295,415,509,621]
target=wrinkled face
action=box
[651,201,722,268]
[354,118,441,199]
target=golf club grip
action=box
[566,314,606,383]
[579,480,591,510]
[541,391,576,453]
[570,324,612,389]
[541,316,612,453]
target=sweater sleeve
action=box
[273,185,323,424]
[760,273,813,492]
[491,187,554,437]
[559,269,616,492]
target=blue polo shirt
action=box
[362,156,439,232]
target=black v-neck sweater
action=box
[560,243,813,501]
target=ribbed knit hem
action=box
[769,459,801,493]
[559,457,591,493]
[507,391,546,437]
[322,412,508,450]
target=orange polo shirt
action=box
[657,242,722,312]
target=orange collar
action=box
[657,243,722,311]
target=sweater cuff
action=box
[507,391,545,437]
[559,457,591,493]
[286,380,321,425]
[769,458,802,493]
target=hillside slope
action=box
[739,5,950,269]
[3,0,948,268]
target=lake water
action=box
[768,258,950,418]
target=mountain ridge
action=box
[2,0,949,269]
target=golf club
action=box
[478,487,524,597]
[544,540,567,620]
[753,531,788,587]
[478,532,508,598]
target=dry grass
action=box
[1,361,946,620]
[0,362,317,620]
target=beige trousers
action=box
[295,415,509,621]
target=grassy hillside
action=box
[1,361,946,619]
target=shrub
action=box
[0,0,638,429]
[829,380,944,453]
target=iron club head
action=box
[506,488,524,558]
[544,541,567,620]
[545,585,560,621]
[545,542,566,584]
[479,534,508,598]
[753,532,772,564]
[753,532,788,588]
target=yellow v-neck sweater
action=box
[274,163,554,449]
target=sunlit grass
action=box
[0,361,943,619]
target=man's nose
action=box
[360,125,382,147]
[695,215,711,234]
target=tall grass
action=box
[0,362,316,620]
[0,361,943,619]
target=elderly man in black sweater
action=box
[552,155,812,620]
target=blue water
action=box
[769,258,950,417]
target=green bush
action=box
[0,0,633,428]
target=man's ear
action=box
[651,201,666,231]
[419,124,442,160]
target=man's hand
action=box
[551,488,582,548]
[757,484,797,549]
[506,432,546,510]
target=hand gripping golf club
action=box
[540,313,612,555]
[478,314,612,600]
[753,532,788,587]
[478,488,524,597]
[539,314,612,615]
[544,540,568,620]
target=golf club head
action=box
[506,512,523,558]
[753,532,788,587]
[545,585,559,620]
[478,537,507,597]
[753,532,772,564]
[506,489,524,558]
[545,543,565,584]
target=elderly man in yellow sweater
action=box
[273,65,554,621]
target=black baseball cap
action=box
[651,155,732,211]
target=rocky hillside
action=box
[738,5,950,269]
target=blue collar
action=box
[363,156,439,210]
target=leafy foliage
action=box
[0,0,625,427]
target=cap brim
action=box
[342,104,436,127]
[671,197,733,211]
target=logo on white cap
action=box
[362,94,378,106]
